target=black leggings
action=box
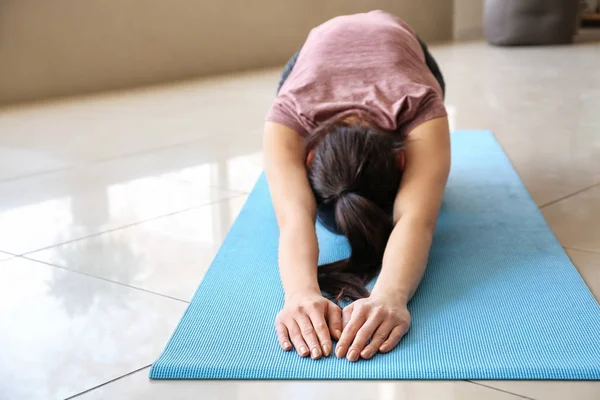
[277,37,446,98]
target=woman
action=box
[264,10,450,362]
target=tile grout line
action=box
[88,129,262,166]
[20,256,190,305]
[18,192,247,257]
[0,135,229,186]
[0,165,75,184]
[208,184,251,195]
[563,246,600,255]
[0,131,262,186]
[467,381,536,400]
[93,136,220,164]
[65,365,151,399]
[539,181,600,209]
[475,133,597,215]
[65,375,538,400]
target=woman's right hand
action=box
[275,291,343,359]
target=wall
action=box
[0,0,453,105]
[453,0,484,40]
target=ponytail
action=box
[307,120,403,303]
[317,192,393,302]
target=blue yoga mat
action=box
[151,130,600,380]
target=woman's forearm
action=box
[373,215,435,304]
[278,215,321,299]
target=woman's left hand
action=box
[335,292,411,362]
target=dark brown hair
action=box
[307,116,405,302]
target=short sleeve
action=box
[400,92,447,136]
[266,99,309,137]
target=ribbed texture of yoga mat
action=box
[150,130,600,380]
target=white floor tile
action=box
[107,132,265,193]
[0,68,276,175]
[542,185,600,253]
[0,257,187,400]
[0,146,70,182]
[28,196,248,301]
[566,249,600,301]
[472,381,600,400]
[434,42,600,206]
[0,163,237,255]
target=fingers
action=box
[295,315,323,359]
[286,320,310,357]
[342,303,354,330]
[308,309,333,357]
[275,321,293,351]
[335,304,367,359]
[379,322,410,353]
[326,302,343,341]
[345,308,387,362]
[360,322,394,360]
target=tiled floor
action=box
[1,33,599,399]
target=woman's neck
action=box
[341,113,371,127]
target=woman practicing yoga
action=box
[264,10,449,362]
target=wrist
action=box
[371,284,410,305]
[284,284,321,302]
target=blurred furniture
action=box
[484,0,580,45]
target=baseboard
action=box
[454,26,484,41]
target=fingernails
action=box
[361,349,372,359]
[311,348,321,359]
[379,345,388,353]
[300,346,308,356]
[347,349,358,362]
[335,345,345,358]
[322,344,330,357]
[335,330,342,340]
[283,341,291,350]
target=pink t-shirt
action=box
[266,10,447,137]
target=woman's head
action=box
[306,116,405,302]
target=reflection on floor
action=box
[1,34,599,399]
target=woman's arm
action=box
[374,116,451,302]
[334,117,450,361]
[264,122,343,359]
[264,121,320,296]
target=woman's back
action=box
[268,10,446,138]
